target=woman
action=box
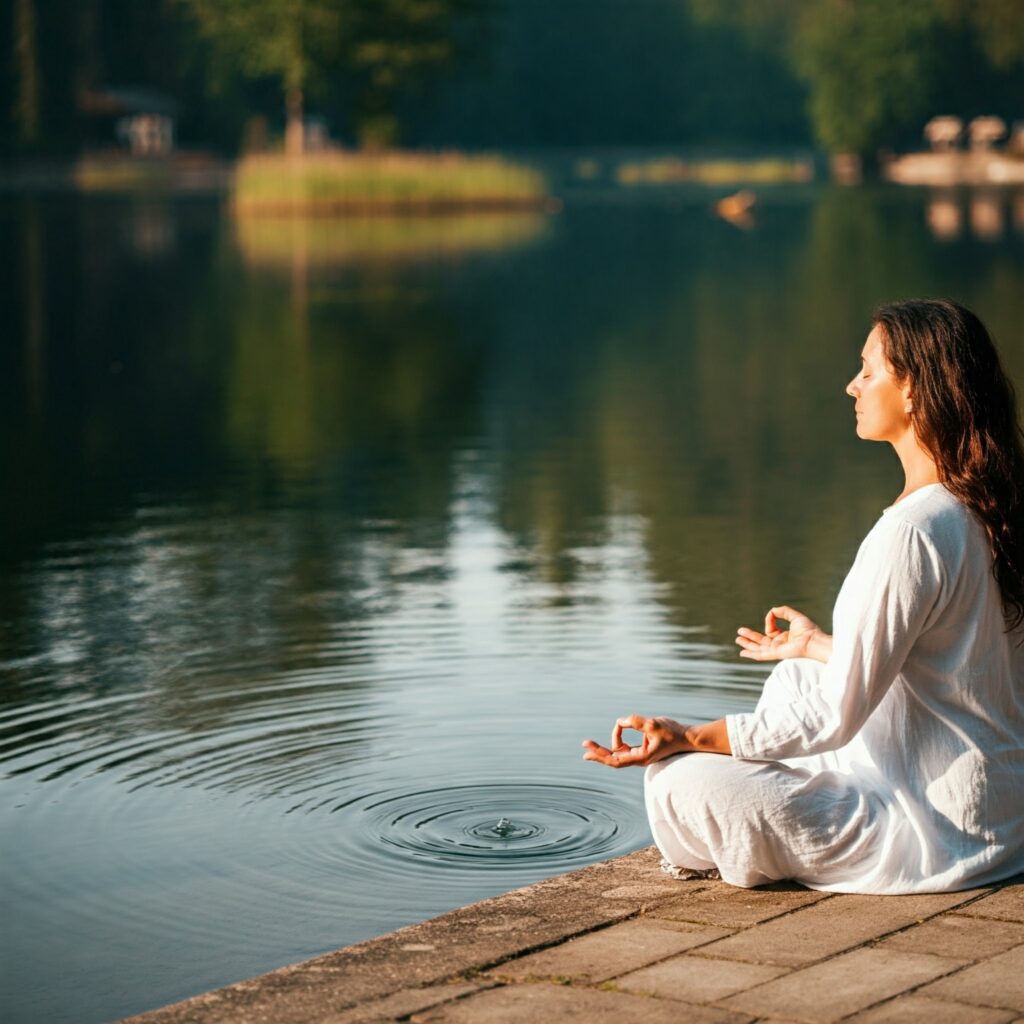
[583,299,1024,893]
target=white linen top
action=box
[725,482,1024,892]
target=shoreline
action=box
[231,196,560,215]
[121,846,1024,1024]
[884,151,1024,186]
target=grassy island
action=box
[233,152,551,214]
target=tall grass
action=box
[74,155,173,191]
[234,152,550,213]
[616,157,814,185]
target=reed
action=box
[616,157,814,185]
[234,152,550,213]
[73,155,174,191]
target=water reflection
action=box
[927,193,961,240]
[21,204,46,419]
[925,188,1024,242]
[122,200,177,258]
[235,212,550,269]
[2,187,1023,1024]
[969,192,1004,241]
[223,268,483,474]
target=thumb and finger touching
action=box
[583,715,660,767]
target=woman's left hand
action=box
[735,605,825,661]
[581,715,689,768]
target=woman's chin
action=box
[854,415,877,440]
[855,423,888,443]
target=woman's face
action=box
[845,326,914,443]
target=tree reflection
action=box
[484,189,1024,642]
[3,189,1024,778]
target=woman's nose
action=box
[845,377,858,397]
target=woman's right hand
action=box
[735,605,829,662]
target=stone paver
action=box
[615,952,789,1003]
[410,982,751,1024]
[718,945,964,1022]
[956,884,1024,923]
[491,918,732,983]
[120,847,1024,1024]
[600,880,700,901]
[650,880,831,928]
[320,982,489,1024]
[121,848,670,1024]
[915,943,1024,1012]
[698,889,981,966]
[846,994,1018,1023]
[878,913,1024,961]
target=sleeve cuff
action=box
[726,712,757,760]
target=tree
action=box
[343,0,487,149]
[937,0,1024,70]
[689,0,1024,157]
[177,0,343,154]
[792,0,940,156]
[12,0,41,147]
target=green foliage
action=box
[398,1,810,148]
[937,0,1024,69]
[176,0,484,149]
[690,0,1024,155]
[12,0,41,146]
[794,0,940,155]
[345,0,486,148]
[3,0,1023,155]
[688,0,805,52]
[177,0,342,95]
[177,0,344,150]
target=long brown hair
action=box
[873,299,1024,631]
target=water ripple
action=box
[272,778,648,904]
[332,781,634,871]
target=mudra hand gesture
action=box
[582,605,830,768]
[735,605,828,662]
[581,715,690,768]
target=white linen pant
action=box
[644,658,893,889]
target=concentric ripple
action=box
[323,782,642,874]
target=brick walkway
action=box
[125,848,1024,1024]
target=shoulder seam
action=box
[887,515,950,593]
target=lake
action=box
[1,177,1022,1023]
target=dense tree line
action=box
[3,0,1023,157]
[691,0,1024,156]
[3,0,490,154]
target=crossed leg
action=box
[644,659,884,888]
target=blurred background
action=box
[2,3,1023,1023]
[3,0,1024,158]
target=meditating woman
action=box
[583,299,1024,893]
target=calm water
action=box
[2,179,1023,1023]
